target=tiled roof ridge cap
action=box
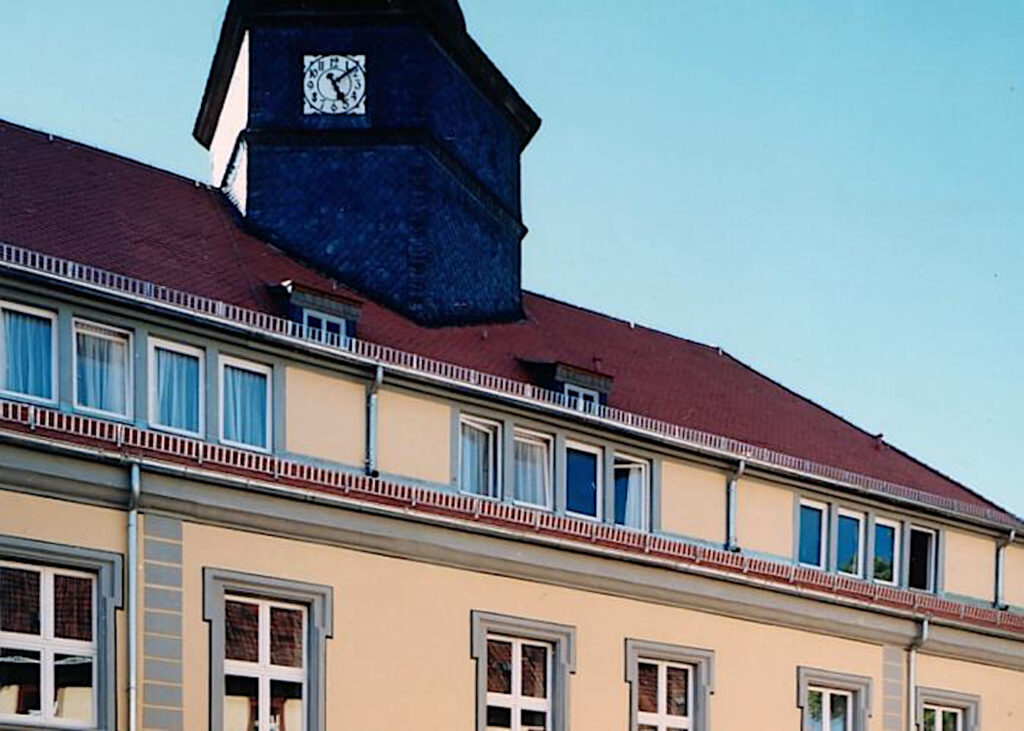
[0,239,1018,529]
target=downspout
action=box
[725,459,745,552]
[995,528,1016,608]
[907,617,929,731]
[365,365,383,477]
[127,463,141,731]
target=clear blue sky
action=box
[1,1,1021,515]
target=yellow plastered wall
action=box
[736,475,794,558]
[660,459,726,543]
[917,654,1024,727]
[1004,545,1024,608]
[376,386,451,484]
[180,520,886,730]
[284,366,365,467]
[942,529,995,602]
[0,490,129,730]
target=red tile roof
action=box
[0,119,1009,519]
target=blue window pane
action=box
[799,505,824,566]
[566,448,598,517]
[3,310,52,399]
[836,514,862,575]
[873,524,896,582]
[155,348,201,433]
[223,365,268,449]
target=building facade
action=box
[0,1,1021,730]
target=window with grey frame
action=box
[204,568,332,731]
[470,611,575,731]
[624,639,714,731]
[0,536,121,730]
[916,687,980,731]
[460,415,502,499]
[796,667,872,731]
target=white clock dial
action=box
[303,54,366,115]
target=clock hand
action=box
[326,73,345,99]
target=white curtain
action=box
[76,332,126,414]
[514,437,549,507]
[223,366,268,448]
[4,310,52,398]
[616,465,646,529]
[156,348,200,432]
[460,423,492,496]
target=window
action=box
[563,384,599,413]
[836,510,864,577]
[485,635,551,730]
[872,518,900,585]
[222,596,306,731]
[470,612,575,731]
[798,500,827,569]
[908,526,937,592]
[204,569,333,731]
[916,689,979,731]
[0,538,121,730]
[797,667,872,731]
[460,416,501,499]
[625,639,714,731]
[922,706,961,731]
[0,301,56,403]
[614,455,650,531]
[302,309,346,345]
[219,356,272,451]
[805,687,853,730]
[513,429,553,509]
[73,320,132,418]
[149,339,205,436]
[566,442,602,520]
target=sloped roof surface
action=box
[0,119,1007,516]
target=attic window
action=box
[302,309,347,345]
[564,384,599,413]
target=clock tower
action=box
[193,0,539,326]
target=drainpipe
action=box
[995,528,1017,608]
[127,463,141,731]
[725,459,745,552]
[907,617,929,731]
[365,365,383,477]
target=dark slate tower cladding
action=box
[193,0,540,326]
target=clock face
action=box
[303,54,366,115]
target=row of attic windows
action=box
[0,298,979,599]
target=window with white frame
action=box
[302,309,346,345]
[908,526,937,592]
[635,658,693,730]
[485,635,552,731]
[460,416,501,499]
[513,429,553,509]
[626,639,713,731]
[613,455,650,531]
[220,356,272,451]
[0,561,96,727]
[563,384,599,413]
[798,500,828,569]
[222,596,306,731]
[566,442,603,520]
[916,689,979,731]
[149,338,205,436]
[0,301,57,403]
[872,518,901,585]
[73,320,132,418]
[922,705,962,731]
[805,687,853,731]
[836,509,864,577]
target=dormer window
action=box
[302,309,347,345]
[564,383,599,413]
